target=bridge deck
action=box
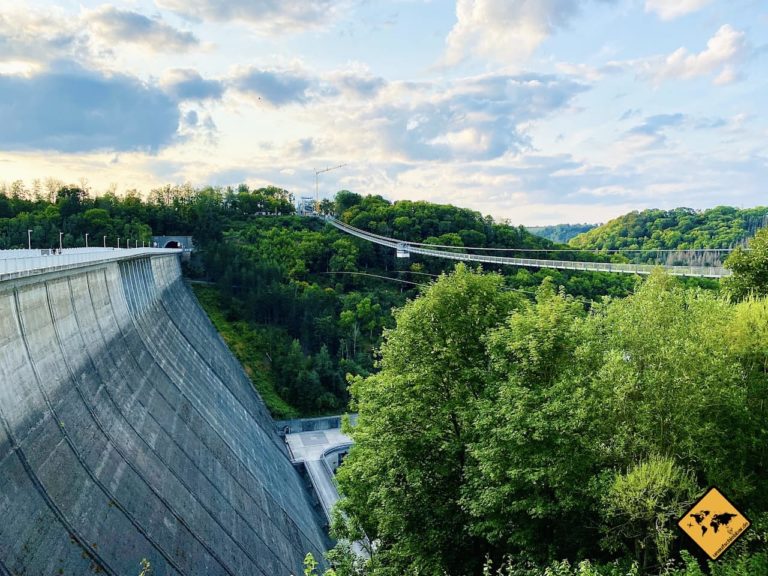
[325,217,730,278]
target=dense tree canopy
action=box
[527,223,597,243]
[723,227,768,300]
[335,268,768,576]
[337,195,550,251]
[337,265,521,575]
[0,180,295,249]
[569,207,767,252]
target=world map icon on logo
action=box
[678,487,750,560]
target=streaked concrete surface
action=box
[0,252,328,576]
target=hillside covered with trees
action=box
[334,191,551,249]
[527,223,598,243]
[569,206,768,251]
[329,254,768,576]
[0,182,730,422]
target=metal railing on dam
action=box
[324,216,732,278]
[0,247,181,280]
[0,249,329,575]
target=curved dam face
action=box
[0,253,328,576]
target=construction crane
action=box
[314,164,347,212]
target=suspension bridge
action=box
[324,216,734,278]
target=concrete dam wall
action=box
[0,252,329,576]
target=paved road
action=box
[285,429,352,524]
[286,428,352,462]
[285,428,372,558]
[305,459,339,522]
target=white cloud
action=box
[332,73,588,162]
[554,62,605,82]
[215,66,586,164]
[0,7,86,64]
[85,6,199,52]
[645,0,712,21]
[444,0,613,66]
[0,4,202,68]
[638,25,750,85]
[0,60,42,77]
[156,0,351,34]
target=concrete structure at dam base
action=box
[0,249,328,576]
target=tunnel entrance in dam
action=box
[151,236,194,252]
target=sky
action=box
[0,0,766,225]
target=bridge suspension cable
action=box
[321,271,426,286]
[323,216,731,279]
[327,217,739,255]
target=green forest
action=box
[329,260,768,576]
[569,207,768,251]
[527,223,598,243]
[2,181,767,575]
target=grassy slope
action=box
[190,284,300,420]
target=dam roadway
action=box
[0,249,329,576]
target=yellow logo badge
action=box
[678,487,750,560]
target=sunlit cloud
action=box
[444,0,616,66]
[637,25,751,85]
[645,0,713,21]
[85,6,200,52]
[156,0,353,34]
[0,6,86,64]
